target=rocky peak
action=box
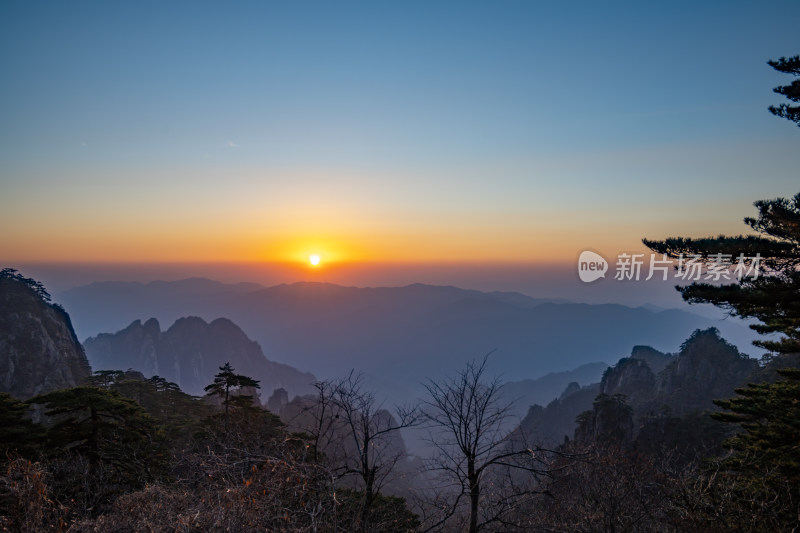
[598,328,758,419]
[515,381,601,447]
[574,394,634,446]
[266,387,289,414]
[0,269,91,399]
[84,316,316,398]
[629,345,673,374]
[559,381,581,400]
[86,317,161,377]
[656,328,757,414]
[600,357,656,406]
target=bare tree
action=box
[420,355,549,533]
[282,371,419,532]
[289,379,340,463]
[330,371,419,532]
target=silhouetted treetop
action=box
[767,55,800,126]
[644,193,800,355]
[1,267,52,302]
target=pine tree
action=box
[767,55,800,126]
[27,386,169,517]
[712,369,800,484]
[28,386,165,474]
[0,393,43,458]
[708,369,800,528]
[203,362,260,428]
[643,193,800,356]
[642,55,800,529]
[87,370,213,444]
[643,55,800,358]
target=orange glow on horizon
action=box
[262,236,357,267]
[2,209,669,265]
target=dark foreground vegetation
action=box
[1,334,799,532]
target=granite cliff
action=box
[516,328,758,448]
[0,269,91,399]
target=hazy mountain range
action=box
[83,316,316,398]
[1,272,772,463]
[57,278,760,398]
[501,362,608,419]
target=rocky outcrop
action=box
[515,381,601,446]
[266,387,289,414]
[0,270,91,399]
[517,328,758,449]
[654,328,757,415]
[574,394,634,446]
[84,318,161,376]
[598,328,756,417]
[501,362,608,420]
[629,345,673,374]
[600,357,657,407]
[84,316,316,399]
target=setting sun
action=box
[309,254,321,266]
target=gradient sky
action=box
[1,1,799,292]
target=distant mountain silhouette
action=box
[83,316,316,398]
[517,328,758,448]
[513,381,602,447]
[58,279,759,397]
[501,362,608,420]
[1,272,91,399]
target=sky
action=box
[1,1,799,303]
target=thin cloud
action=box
[227,141,238,148]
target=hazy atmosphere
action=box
[2,2,799,532]
[3,2,798,290]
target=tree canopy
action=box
[28,386,163,468]
[644,192,800,355]
[767,55,800,126]
[0,393,43,458]
[0,268,52,302]
[642,53,800,531]
[204,362,261,410]
[644,56,800,357]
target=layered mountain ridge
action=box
[58,279,760,394]
[84,316,316,398]
[517,328,759,446]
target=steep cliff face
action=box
[574,394,635,446]
[629,345,673,374]
[518,328,757,449]
[601,328,757,417]
[85,318,161,376]
[515,382,601,446]
[655,328,758,414]
[600,357,657,407]
[0,271,91,399]
[84,316,316,398]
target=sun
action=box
[309,254,321,266]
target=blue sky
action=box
[1,1,799,278]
